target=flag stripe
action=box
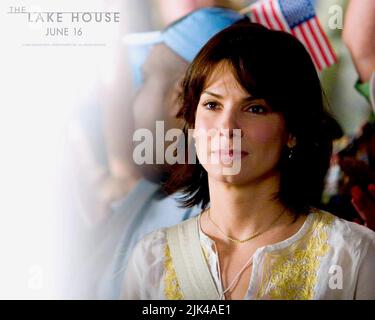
[311,18,337,64]
[310,18,336,65]
[301,22,325,70]
[264,0,281,30]
[251,5,262,24]
[292,27,321,70]
[256,3,270,28]
[270,0,288,31]
[261,2,273,29]
[290,28,306,48]
[306,19,330,68]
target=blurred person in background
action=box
[330,0,375,230]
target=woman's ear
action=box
[287,135,297,148]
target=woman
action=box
[121,22,375,300]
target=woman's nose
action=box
[219,111,243,138]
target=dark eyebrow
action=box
[203,90,260,103]
[243,96,262,103]
[202,91,224,99]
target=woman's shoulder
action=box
[311,208,375,250]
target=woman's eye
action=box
[203,101,219,110]
[246,105,268,114]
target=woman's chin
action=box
[207,165,249,185]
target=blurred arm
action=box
[343,0,375,82]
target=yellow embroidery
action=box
[164,244,184,300]
[256,211,334,300]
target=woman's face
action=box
[194,61,294,186]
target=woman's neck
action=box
[206,175,289,239]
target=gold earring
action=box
[288,147,295,160]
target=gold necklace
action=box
[207,208,286,244]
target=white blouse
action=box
[121,209,375,300]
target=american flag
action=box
[241,0,337,71]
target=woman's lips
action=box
[211,149,249,161]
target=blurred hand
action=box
[343,0,375,82]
